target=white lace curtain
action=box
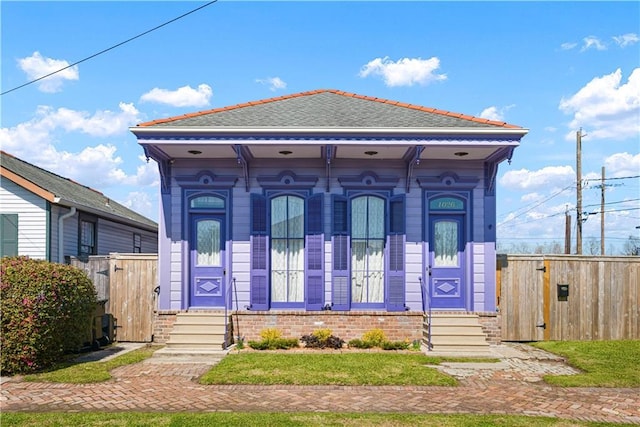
[351,196,385,303]
[434,220,458,267]
[196,220,221,266]
[271,196,304,302]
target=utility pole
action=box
[601,166,605,255]
[576,130,583,255]
[565,205,572,254]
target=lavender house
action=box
[130,89,527,349]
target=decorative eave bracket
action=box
[235,144,251,192]
[404,145,424,192]
[143,145,172,194]
[484,146,515,196]
[324,144,334,192]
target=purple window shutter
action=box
[331,195,350,311]
[250,193,269,310]
[306,193,324,310]
[387,195,406,311]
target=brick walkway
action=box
[1,344,639,424]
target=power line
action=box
[1,1,218,96]
[584,175,640,182]
[497,183,574,227]
[583,198,640,208]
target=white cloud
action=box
[581,36,607,51]
[0,103,140,155]
[479,104,515,122]
[560,42,577,50]
[521,192,544,203]
[613,33,639,48]
[17,51,79,93]
[499,165,575,191]
[603,152,640,177]
[559,68,640,140]
[0,103,146,189]
[121,191,156,220]
[358,56,447,87]
[256,77,287,91]
[140,84,212,107]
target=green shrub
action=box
[1,256,97,374]
[248,337,298,350]
[311,328,333,341]
[348,338,374,349]
[259,328,282,341]
[381,340,411,351]
[361,328,387,347]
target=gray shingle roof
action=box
[1,151,157,230]
[137,89,522,130]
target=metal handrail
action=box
[224,275,233,349]
[223,276,241,349]
[419,276,433,351]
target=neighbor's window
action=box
[80,220,96,256]
[133,233,142,253]
[0,214,18,257]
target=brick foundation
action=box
[152,310,179,343]
[152,309,501,345]
[476,312,501,345]
[232,311,424,343]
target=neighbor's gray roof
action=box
[0,151,157,230]
[137,89,523,130]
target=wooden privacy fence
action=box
[497,255,640,341]
[70,253,158,342]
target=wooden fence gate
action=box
[498,255,640,341]
[71,253,157,342]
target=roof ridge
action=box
[135,89,522,129]
[0,150,105,196]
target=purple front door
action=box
[429,215,466,309]
[189,214,225,308]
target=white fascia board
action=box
[52,197,158,232]
[137,138,523,147]
[130,126,529,138]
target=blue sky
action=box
[2,1,639,253]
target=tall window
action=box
[80,219,96,256]
[0,214,18,257]
[351,196,385,303]
[133,233,142,253]
[271,195,305,303]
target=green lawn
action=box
[532,340,640,387]
[200,352,458,386]
[0,412,628,427]
[21,345,158,383]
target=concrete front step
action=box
[150,346,229,364]
[172,313,227,326]
[164,312,229,352]
[423,313,490,354]
[427,325,486,335]
[428,336,489,346]
[426,314,483,326]
[170,324,226,334]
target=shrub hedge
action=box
[1,256,97,374]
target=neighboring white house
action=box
[0,151,158,262]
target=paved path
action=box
[1,343,639,424]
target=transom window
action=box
[271,195,305,303]
[190,195,225,209]
[351,195,385,303]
